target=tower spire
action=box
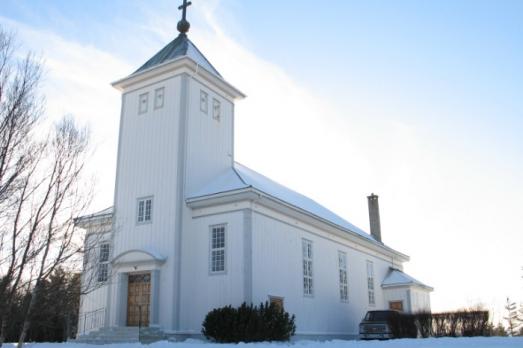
[177,0,192,34]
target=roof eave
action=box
[187,187,410,262]
[382,282,434,292]
[111,56,246,100]
[74,212,113,229]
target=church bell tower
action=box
[107,1,244,329]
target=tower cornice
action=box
[111,56,245,100]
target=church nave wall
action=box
[250,211,396,336]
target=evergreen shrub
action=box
[202,302,296,343]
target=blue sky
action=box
[2,0,522,320]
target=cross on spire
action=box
[177,0,192,34]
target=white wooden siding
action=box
[251,211,395,336]
[184,77,234,195]
[110,75,182,328]
[179,211,245,332]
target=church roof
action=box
[188,163,375,242]
[133,33,222,77]
[382,268,433,291]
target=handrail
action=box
[78,307,106,336]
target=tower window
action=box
[212,98,221,121]
[137,197,153,224]
[200,90,208,114]
[139,92,149,114]
[154,87,164,109]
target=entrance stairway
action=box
[74,326,167,344]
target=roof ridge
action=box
[132,34,221,77]
[232,162,249,186]
[186,37,222,77]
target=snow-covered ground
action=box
[4,337,523,348]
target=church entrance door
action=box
[127,272,151,327]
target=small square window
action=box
[139,93,149,114]
[212,98,221,121]
[154,87,164,109]
[137,197,153,224]
[200,90,208,114]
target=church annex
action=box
[76,2,432,341]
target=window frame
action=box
[137,196,153,225]
[154,87,165,110]
[366,260,375,306]
[302,238,314,297]
[209,224,227,275]
[97,242,110,283]
[139,92,149,114]
[338,251,349,302]
[200,90,208,114]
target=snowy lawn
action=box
[4,337,523,348]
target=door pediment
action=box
[112,249,166,267]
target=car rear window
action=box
[364,311,394,321]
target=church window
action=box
[212,98,221,121]
[302,239,313,296]
[210,225,226,273]
[97,243,110,283]
[200,90,208,114]
[154,87,165,109]
[338,251,348,302]
[367,260,375,305]
[137,197,153,224]
[139,92,149,114]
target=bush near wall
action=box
[389,310,490,338]
[202,302,296,343]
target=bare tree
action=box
[504,297,521,336]
[0,27,44,347]
[17,118,90,347]
[0,27,95,347]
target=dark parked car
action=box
[359,310,400,340]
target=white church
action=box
[76,2,432,342]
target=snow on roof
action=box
[133,34,221,77]
[74,206,113,226]
[382,268,433,290]
[188,162,376,242]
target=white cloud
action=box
[1,16,133,209]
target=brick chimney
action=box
[367,193,382,243]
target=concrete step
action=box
[74,326,165,344]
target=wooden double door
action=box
[127,272,151,327]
